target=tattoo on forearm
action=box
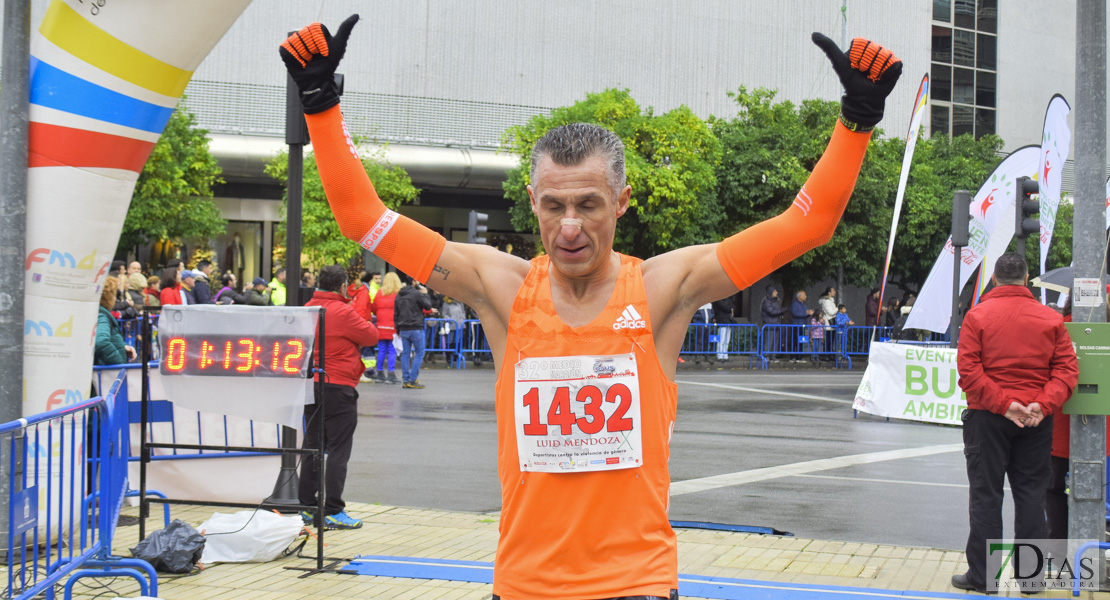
[433,263,450,280]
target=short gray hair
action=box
[530,123,626,196]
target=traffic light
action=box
[467,211,488,244]
[1014,176,1040,238]
[951,190,972,246]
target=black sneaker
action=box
[403,380,425,389]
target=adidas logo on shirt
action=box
[613,304,647,330]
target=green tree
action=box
[502,89,722,258]
[265,145,420,269]
[118,102,226,255]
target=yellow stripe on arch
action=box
[39,0,193,98]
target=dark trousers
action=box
[962,409,1052,586]
[1045,455,1069,541]
[298,383,359,516]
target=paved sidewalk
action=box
[72,502,1099,599]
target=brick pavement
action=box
[59,502,1100,599]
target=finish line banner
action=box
[853,342,966,425]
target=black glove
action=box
[279,14,360,114]
[812,32,902,132]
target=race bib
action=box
[513,353,643,473]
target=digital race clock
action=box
[159,334,311,378]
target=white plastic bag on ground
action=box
[198,510,304,564]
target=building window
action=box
[931,105,950,136]
[930,0,996,139]
[932,64,952,102]
[934,0,951,22]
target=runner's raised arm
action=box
[279,15,525,324]
[642,34,902,348]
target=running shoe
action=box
[324,510,363,530]
[403,381,425,389]
[300,510,315,526]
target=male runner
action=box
[281,16,900,600]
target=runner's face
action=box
[528,154,629,278]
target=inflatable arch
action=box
[24,0,252,415]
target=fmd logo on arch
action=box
[24,316,74,337]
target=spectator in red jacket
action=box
[158,268,181,306]
[370,272,401,384]
[300,265,379,530]
[953,252,1078,593]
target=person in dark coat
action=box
[394,280,436,388]
[790,290,812,325]
[864,288,880,326]
[760,285,786,325]
[213,272,249,305]
[760,285,786,360]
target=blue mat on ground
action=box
[669,520,790,536]
[344,556,985,600]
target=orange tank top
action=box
[493,254,678,600]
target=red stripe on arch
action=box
[29,122,154,172]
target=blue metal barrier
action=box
[681,324,765,369]
[758,324,851,368]
[117,315,159,359]
[680,323,716,362]
[458,319,493,369]
[4,370,156,600]
[423,318,463,369]
[841,326,893,357]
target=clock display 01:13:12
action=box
[160,335,311,377]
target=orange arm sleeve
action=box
[303,105,446,283]
[716,122,871,290]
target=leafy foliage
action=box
[502,89,722,257]
[265,145,419,269]
[118,103,226,255]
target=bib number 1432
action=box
[513,353,643,473]
[521,383,633,436]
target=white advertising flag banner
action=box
[853,342,966,426]
[878,74,929,315]
[903,146,1041,333]
[1036,95,1072,287]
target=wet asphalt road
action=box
[345,363,1000,551]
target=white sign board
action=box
[853,342,967,426]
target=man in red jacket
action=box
[953,252,1078,593]
[300,265,379,530]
